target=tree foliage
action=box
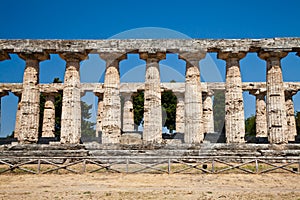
[132,91,144,130]
[245,115,256,136]
[81,101,96,137]
[161,91,177,133]
[213,90,225,132]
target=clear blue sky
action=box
[0,0,300,136]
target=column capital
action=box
[59,52,89,62]
[94,92,103,100]
[249,89,266,97]
[139,52,166,61]
[121,92,133,100]
[178,50,206,62]
[258,51,288,60]
[285,89,298,99]
[203,90,214,97]
[41,92,57,97]
[173,92,185,102]
[217,51,246,61]
[0,50,11,61]
[12,91,22,98]
[0,91,8,98]
[18,52,50,61]
[99,52,127,62]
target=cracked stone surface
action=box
[285,90,297,142]
[174,92,185,134]
[179,51,206,144]
[140,52,165,143]
[250,90,268,138]
[99,53,127,144]
[18,53,49,143]
[59,52,88,144]
[122,92,134,132]
[203,90,214,133]
[218,52,246,143]
[259,51,288,144]
[95,92,103,137]
[41,94,55,137]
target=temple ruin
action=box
[0,38,300,145]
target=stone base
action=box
[0,143,300,162]
[120,132,142,144]
[204,132,225,143]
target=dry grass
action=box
[0,173,299,200]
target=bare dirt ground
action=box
[0,173,299,200]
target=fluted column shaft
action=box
[140,52,165,143]
[18,53,49,143]
[218,52,246,143]
[99,53,127,144]
[174,92,185,134]
[42,93,56,137]
[59,52,88,144]
[122,92,134,132]
[94,92,103,137]
[249,90,267,138]
[256,93,267,138]
[179,51,206,144]
[13,92,22,139]
[259,51,288,144]
[285,90,297,142]
[203,90,214,133]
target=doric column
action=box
[41,93,56,137]
[258,51,288,144]
[94,92,103,137]
[18,53,49,143]
[179,51,206,144]
[285,90,297,142]
[99,53,127,144]
[59,52,88,144]
[140,52,166,143]
[122,92,134,132]
[12,92,22,139]
[202,90,214,133]
[218,52,246,143]
[249,89,267,138]
[174,92,185,134]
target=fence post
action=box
[255,159,259,174]
[126,158,129,173]
[168,159,171,174]
[82,159,86,173]
[37,159,41,174]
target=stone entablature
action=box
[1,82,300,93]
[0,38,300,53]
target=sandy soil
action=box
[0,173,299,200]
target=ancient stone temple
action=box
[0,38,300,145]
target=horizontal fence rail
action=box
[0,156,299,175]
